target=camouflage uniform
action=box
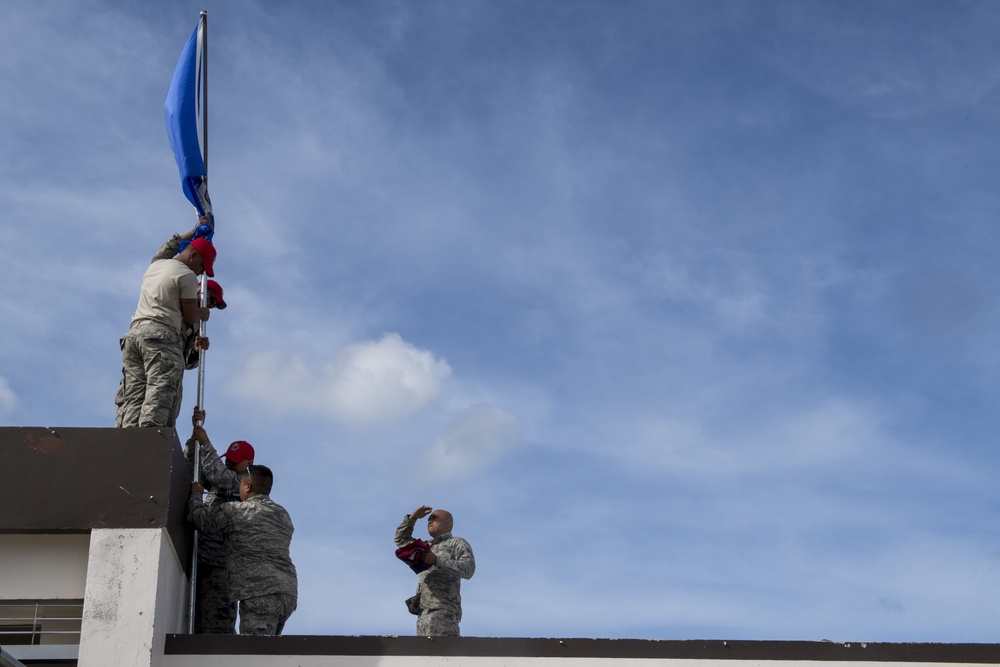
[117,321,185,427]
[238,593,297,636]
[184,438,242,634]
[188,492,298,636]
[117,234,199,428]
[394,515,476,637]
[115,320,200,427]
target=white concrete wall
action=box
[0,534,89,599]
[77,528,188,667]
[152,526,189,663]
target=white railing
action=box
[0,600,83,646]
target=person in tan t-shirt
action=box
[116,217,217,428]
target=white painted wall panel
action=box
[0,534,89,599]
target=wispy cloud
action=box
[615,398,878,476]
[0,375,17,419]
[416,404,523,481]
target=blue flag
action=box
[164,21,213,223]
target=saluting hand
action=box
[411,505,433,520]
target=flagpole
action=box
[196,8,209,417]
[201,10,208,174]
[189,9,208,635]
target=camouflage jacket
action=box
[188,494,298,602]
[394,515,475,617]
[184,437,242,566]
[185,437,242,504]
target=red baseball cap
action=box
[189,237,216,277]
[223,440,254,464]
[206,280,227,309]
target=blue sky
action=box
[2,0,1000,641]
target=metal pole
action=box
[195,8,209,418]
[196,9,209,419]
[188,10,208,635]
[201,10,208,174]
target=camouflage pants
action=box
[195,562,236,634]
[416,608,461,637]
[117,321,184,428]
[115,376,186,428]
[239,593,297,636]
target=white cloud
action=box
[418,405,523,481]
[229,332,451,424]
[328,333,452,423]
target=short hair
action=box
[431,509,454,530]
[246,464,274,495]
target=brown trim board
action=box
[164,635,1000,663]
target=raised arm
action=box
[191,425,242,492]
[151,218,206,263]
[187,406,239,491]
[187,484,232,533]
[394,511,421,547]
[151,234,184,262]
